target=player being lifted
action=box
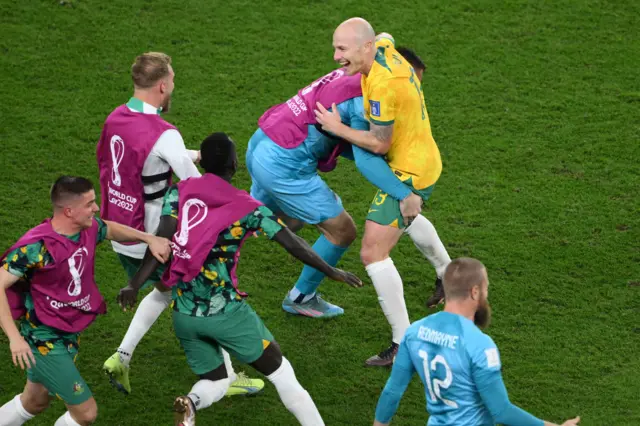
[315,18,452,365]
[247,43,439,332]
[372,258,581,426]
[117,133,363,426]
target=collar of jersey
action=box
[126,97,162,115]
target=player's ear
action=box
[470,285,480,301]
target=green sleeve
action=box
[161,185,180,218]
[1,242,47,278]
[94,217,109,244]
[242,205,285,239]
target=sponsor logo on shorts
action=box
[73,382,84,395]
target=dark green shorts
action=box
[26,349,92,405]
[117,253,166,290]
[366,178,435,229]
[172,301,274,375]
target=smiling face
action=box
[332,18,376,75]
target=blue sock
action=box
[289,235,349,302]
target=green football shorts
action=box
[172,301,274,375]
[27,348,92,405]
[366,178,435,229]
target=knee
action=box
[69,398,98,425]
[251,341,283,376]
[360,240,388,267]
[328,215,357,247]
[20,392,51,415]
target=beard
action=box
[161,94,172,113]
[474,299,492,329]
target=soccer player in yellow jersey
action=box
[315,18,452,366]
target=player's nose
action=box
[333,50,342,62]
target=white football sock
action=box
[187,378,230,411]
[0,394,35,426]
[221,349,237,383]
[267,358,324,426]
[117,288,172,366]
[54,411,81,426]
[366,258,410,344]
[405,214,451,278]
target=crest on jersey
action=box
[370,100,381,117]
[485,348,500,368]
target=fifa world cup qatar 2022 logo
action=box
[110,135,125,187]
[67,247,88,297]
[171,198,208,259]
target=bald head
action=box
[332,17,377,75]
[335,17,375,45]
[443,258,488,301]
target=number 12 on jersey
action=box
[419,349,458,409]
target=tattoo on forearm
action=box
[371,123,393,143]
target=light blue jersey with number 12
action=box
[394,312,501,425]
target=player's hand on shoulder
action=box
[327,268,363,288]
[147,235,171,263]
[376,32,394,42]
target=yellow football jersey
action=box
[361,37,442,189]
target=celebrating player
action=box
[96,52,262,396]
[117,133,362,426]
[372,258,581,426]
[246,52,432,319]
[315,18,452,365]
[0,176,170,426]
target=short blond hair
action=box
[131,52,172,89]
[443,257,487,300]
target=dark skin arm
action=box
[271,227,362,287]
[117,216,177,310]
[117,216,363,310]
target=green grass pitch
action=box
[0,0,638,425]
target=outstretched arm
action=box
[373,338,415,425]
[272,228,362,288]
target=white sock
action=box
[117,288,172,366]
[366,258,410,344]
[267,358,324,426]
[288,288,315,303]
[187,379,230,411]
[221,349,237,383]
[54,411,81,426]
[405,214,451,278]
[0,394,35,426]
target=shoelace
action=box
[233,372,253,386]
[379,345,398,360]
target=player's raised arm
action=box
[272,227,363,288]
[104,220,171,264]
